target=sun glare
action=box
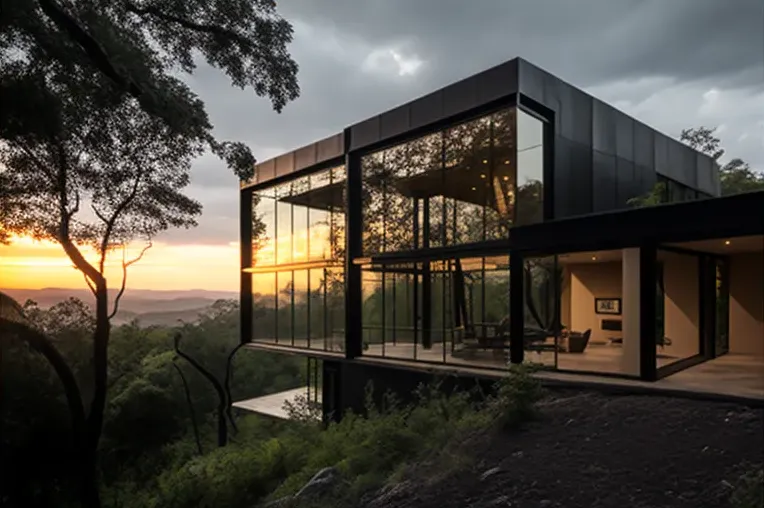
[0,234,240,291]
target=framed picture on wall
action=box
[595,297,622,315]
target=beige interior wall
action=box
[662,252,700,359]
[729,252,764,356]
[568,261,622,344]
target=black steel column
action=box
[421,197,432,349]
[639,244,657,381]
[509,251,525,364]
[699,256,716,358]
[344,129,363,359]
[240,188,253,345]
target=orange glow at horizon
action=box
[0,235,240,292]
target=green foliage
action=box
[627,182,668,208]
[629,126,763,208]
[731,468,764,508]
[680,126,764,196]
[0,297,305,506]
[2,292,543,508]
[1,0,299,181]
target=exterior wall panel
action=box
[592,151,617,212]
[615,110,634,161]
[553,136,574,218]
[592,99,617,156]
[633,122,654,168]
[294,144,317,171]
[379,105,410,140]
[317,133,344,162]
[681,144,698,187]
[274,153,294,177]
[409,91,444,131]
[442,78,477,118]
[567,140,594,216]
[351,116,381,150]
[616,158,637,208]
[654,131,670,178]
[518,58,546,104]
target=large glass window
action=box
[247,165,346,352]
[361,107,546,257]
[360,255,511,370]
[656,249,701,367]
[516,109,545,225]
[522,255,559,368]
[554,249,641,375]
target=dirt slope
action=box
[367,392,763,508]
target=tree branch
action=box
[173,332,228,447]
[99,174,143,273]
[82,271,97,296]
[124,2,254,49]
[51,139,103,289]
[108,241,152,320]
[172,361,204,456]
[0,318,87,443]
[36,0,144,98]
[224,343,246,435]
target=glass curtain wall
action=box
[248,165,346,352]
[656,249,702,367]
[358,106,545,369]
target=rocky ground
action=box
[363,391,764,508]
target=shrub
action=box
[731,468,764,508]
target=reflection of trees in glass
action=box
[360,260,510,347]
[248,166,347,348]
[360,108,523,255]
[251,194,268,257]
[523,257,561,332]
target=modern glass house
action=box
[239,58,764,418]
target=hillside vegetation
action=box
[2,296,761,508]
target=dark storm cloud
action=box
[164,0,763,245]
[276,0,764,88]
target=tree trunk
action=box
[79,286,111,508]
[79,450,102,508]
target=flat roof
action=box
[242,56,719,194]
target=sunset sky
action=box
[0,235,240,292]
[1,0,761,293]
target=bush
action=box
[731,468,764,508]
[107,364,543,508]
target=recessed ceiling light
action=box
[502,175,509,181]
[471,186,476,191]
[482,159,488,164]
[504,160,510,165]
[480,173,486,179]
[591,256,597,261]
[724,240,731,245]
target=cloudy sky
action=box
[2,0,761,291]
[178,0,763,247]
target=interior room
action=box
[661,235,764,397]
[532,249,643,375]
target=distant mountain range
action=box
[0,287,238,326]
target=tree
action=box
[680,127,764,196]
[1,3,300,505]
[1,0,299,182]
[0,91,206,506]
[630,126,763,207]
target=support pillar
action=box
[344,131,363,359]
[621,248,642,377]
[639,245,658,380]
[509,252,525,364]
[239,189,253,345]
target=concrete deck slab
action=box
[234,387,321,420]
